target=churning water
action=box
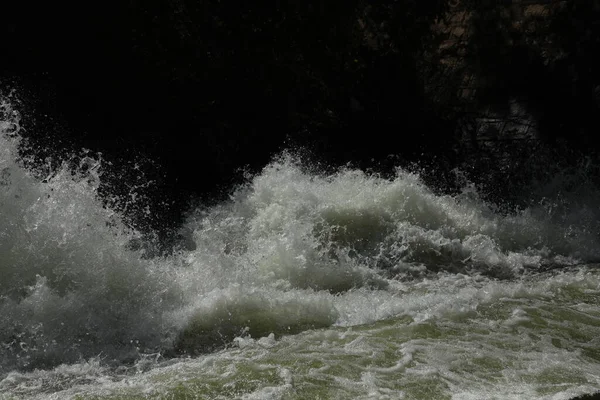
[2,96,600,399]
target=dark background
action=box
[2,0,599,245]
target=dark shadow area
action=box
[572,393,600,400]
[2,0,600,247]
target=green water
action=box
[2,268,597,400]
[3,98,600,399]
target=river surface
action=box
[2,97,600,399]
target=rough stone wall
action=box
[425,0,571,162]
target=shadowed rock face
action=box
[2,0,599,240]
[433,0,600,151]
[0,0,450,234]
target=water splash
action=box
[3,91,600,400]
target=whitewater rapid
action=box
[2,95,600,399]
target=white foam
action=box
[4,94,600,399]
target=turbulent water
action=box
[2,96,600,399]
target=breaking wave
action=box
[2,94,600,381]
